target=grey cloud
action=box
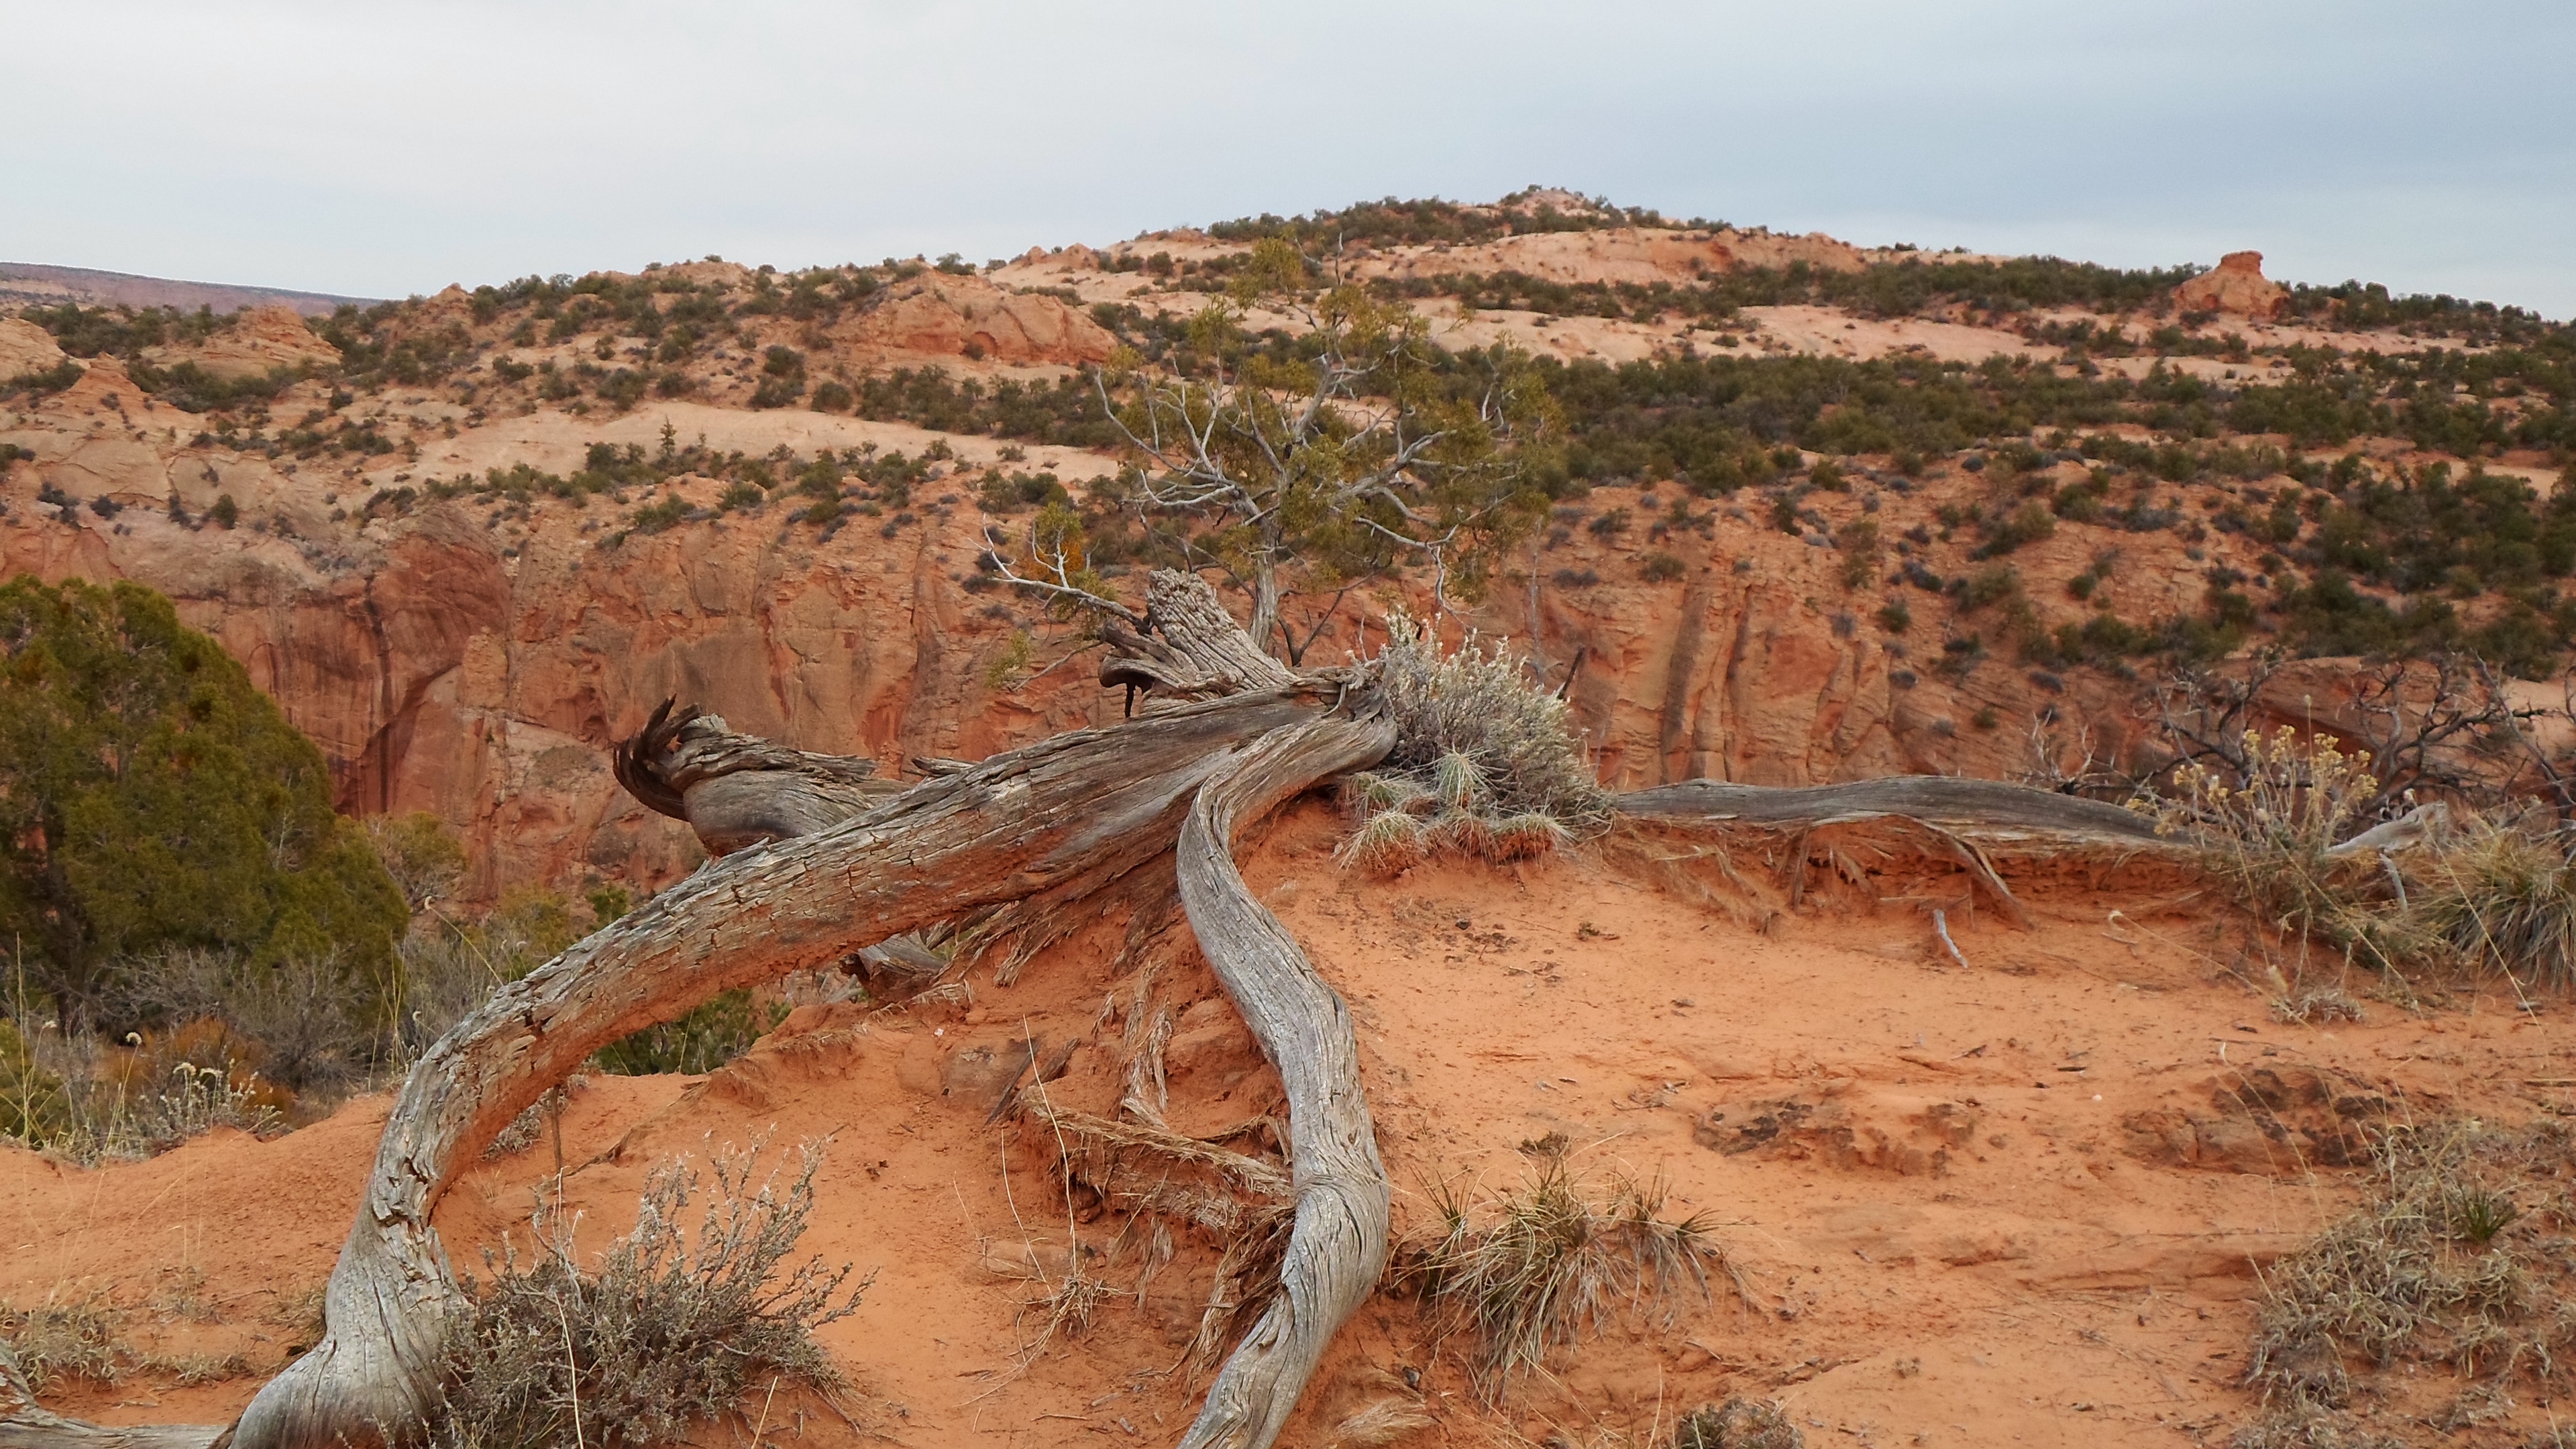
[3,0,2567,313]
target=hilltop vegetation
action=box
[5,186,2573,788]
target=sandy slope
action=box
[9,800,2569,1446]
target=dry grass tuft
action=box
[0,1292,125,1393]
[432,1138,865,1449]
[2247,1119,2576,1422]
[1,1012,284,1165]
[1016,1264,1116,1364]
[1670,1397,1804,1448]
[1405,1149,1738,1401]
[1331,1394,1438,1448]
[2137,730,2576,1003]
[1346,612,1611,873]
[2411,822,2576,993]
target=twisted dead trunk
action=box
[1172,712,1399,1449]
[4,564,2223,1449]
[222,688,1348,1448]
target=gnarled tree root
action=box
[1171,712,1399,1449]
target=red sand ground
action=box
[7,801,2572,1446]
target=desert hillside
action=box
[3,188,2567,900]
[5,188,2576,1449]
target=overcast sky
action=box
[7,1,2570,315]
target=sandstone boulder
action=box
[2174,251,2288,319]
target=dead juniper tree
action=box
[11,570,2251,1449]
[992,235,1555,663]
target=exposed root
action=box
[1183,1204,1297,1377]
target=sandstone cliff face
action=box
[0,486,1128,898]
[1,435,2113,902]
[2174,252,2288,319]
[1354,226,1872,288]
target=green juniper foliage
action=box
[0,576,407,1031]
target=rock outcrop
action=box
[2174,251,2288,319]
[144,304,343,380]
[1356,225,1871,290]
[846,273,1119,365]
[0,318,67,378]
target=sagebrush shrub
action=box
[433,1140,864,1449]
[1344,612,1610,872]
[2133,728,2432,973]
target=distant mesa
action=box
[0,261,378,317]
[2174,250,2288,320]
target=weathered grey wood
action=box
[0,1343,223,1449]
[30,570,1386,1449]
[613,698,901,855]
[1172,712,1399,1449]
[1621,776,2164,841]
[1098,575,1302,704]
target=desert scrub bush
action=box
[0,576,409,1034]
[2246,1120,2576,1416]
[432,1140,865,1449]
[5,1014,287,1163]
[1341,612,1612,873]
[1,1040,66,1155]
[366,810,467,912]
[1405,1146,1737,1401]
[2133,729,2433,976]
[591,988,782,1076]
